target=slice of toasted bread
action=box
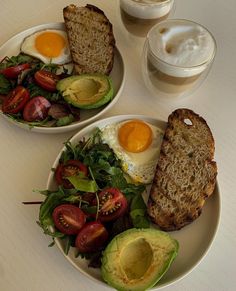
[147,109,217,231]
[63,4,115,75]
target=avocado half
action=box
[101,228,179,291]
[57,74,114,109]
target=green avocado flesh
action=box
[56,74,114,109]
[101,228,179,291]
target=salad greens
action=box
[0,53,79,127]
[38,129,150,264]
[0,53,62,102]
[0,74,12,94]
[0,54,37,69]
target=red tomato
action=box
[0,63,30,79]
[52,204,86,235]
[55,160,88,189]
[23,96,51,122]
[93,188,128,222]
[0,94,7,103]
[75,221,108,253]
[2,86,30,114]
[34,70,60,92]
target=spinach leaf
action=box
[0,74,12,94]
[130,193,150,228]
[56,114,75,126]
[67,175,99,192]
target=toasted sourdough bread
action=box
[63,4,115,75]
[148,109,217,231]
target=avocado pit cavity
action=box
[66,78,101,103]
[120,238,153,280]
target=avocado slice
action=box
[57,74,114,109]
[101,228,179,291]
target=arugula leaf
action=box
[0,54,36,70]
[34,189,51,196]
[63,235,76,255]
[38,188,65,236]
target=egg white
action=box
[101,121,164,184]
[21,29,72,65]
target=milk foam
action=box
[120,0,173,19]
[147,19,216,77]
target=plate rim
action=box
[46,114,221,290]
[0,22,125,134]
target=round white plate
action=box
[0,23,125,133]
[46,114,221,290]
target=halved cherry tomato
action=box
[55,160,88,189]
[34,70,60,92]
[0,63,30,79]
[75,221,108,253]
[0,94,7,103]
[23,96,51,122]
[93,187,128,222]
[52,204,86,235]
[2,86,30,114]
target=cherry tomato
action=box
[55,160,88,189]
[93,188,128,222]
[52,204,86,235]
[0,63,30,79]
[34,70,60,92]
[2,86,30,114]
[0,94,7,103]
[23,96,51,122]
[75,221,108,253]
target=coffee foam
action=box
[120,0,173,19]
[147,19,216,77]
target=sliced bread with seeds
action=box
[63,4,115,75]
[147,109,217,231]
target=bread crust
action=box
[63,4,115,75]
[147,109,217,231]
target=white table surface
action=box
[0,0,235,290]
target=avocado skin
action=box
[101,228,179,291]
[56,74,114,109]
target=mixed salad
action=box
[38,129,150,267]
[0,53,78,127]
[0,53,112,128]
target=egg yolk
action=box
[118,120,153,153]
[35,31,65,58]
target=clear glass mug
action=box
[142,19,217,101]
[120,0,175,37]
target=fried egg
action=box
[101,119,163,184]
[21,29,72,64]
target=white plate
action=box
[46,114,221,290]
[0,23,125,133]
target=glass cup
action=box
[120,0,175,38]
[142,19,217,101]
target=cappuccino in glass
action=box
[142,19,216,99]
[120,0,174,37]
